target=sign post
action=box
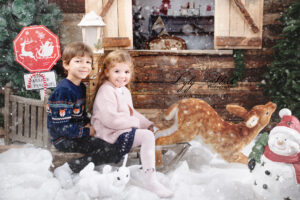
[13,25,61,100]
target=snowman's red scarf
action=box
[264,145,300,184]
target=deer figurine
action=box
[155,98,276,165]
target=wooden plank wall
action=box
[129,50,268,128]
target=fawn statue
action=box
[155,98,276,165]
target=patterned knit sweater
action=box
[47,78,90,142]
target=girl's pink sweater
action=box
[91,81,153,144]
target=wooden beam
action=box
[100,0,115,17]
[103,37,131,48]
[215,36,261,47]
[233,0,259,33]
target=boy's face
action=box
[64,55,92,85]
[105,62,131,88]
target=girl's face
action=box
[64,55,92,85]
[105,62,132,88]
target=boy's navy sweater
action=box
[47,78,90,142]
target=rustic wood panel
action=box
[264,0,297,13]
[214,0,230,38]
[234,0,259,33]
[230,0,246,36]
[103,37,131,48]
[87,0,103,14]
[10,95,44,106]
[17,103,23,137]
[103,0,118,37]
[24,104,30,138]
[117,0,133,48]
[11,101,17,138]
[48,0,85,13]
[134,66,267,83]
[4,86,10,144]
[134,55,235,69]
[132,92,266,109]
[31,106,37,140]
[263,13,281,26]
[215,36,261,47]
[132,82,261,95]
[37,107,43,141]
[99,0,113,17]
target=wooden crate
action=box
[2,83,50,148]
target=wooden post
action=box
[4,83,11,144]
[233,0,259,33]
[85,0,103,14]
[43,89,51,148]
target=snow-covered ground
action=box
[0,139,260,200]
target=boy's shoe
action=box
[54,163,74,189]
[143,168,173,198]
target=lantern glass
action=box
[84,27,97,49]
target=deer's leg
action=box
[155,150,163,167]
[155,130,187,146]
[224,152,248,164]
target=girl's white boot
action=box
[143,168,173,198]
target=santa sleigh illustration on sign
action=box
[36,41,56,59]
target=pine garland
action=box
[248,132,269,171]
[248,132,269,163]
[261,0,300,118]
[230,49,246,86]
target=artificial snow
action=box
[0,140,266,200]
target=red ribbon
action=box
[27,72,47,96]
[264,145,300,184]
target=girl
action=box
[91,50,173,198]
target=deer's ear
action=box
[226,105,248,118]
[245,116,259,128]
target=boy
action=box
[47,42,121,188]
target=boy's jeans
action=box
[54,136,122,173]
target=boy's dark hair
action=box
[62,42,93,65]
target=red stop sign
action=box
[13,25,61,73]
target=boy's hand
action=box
[148,125,154,132]
[89,126,96,137]
[85,124,96,136]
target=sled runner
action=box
[128,142,191,173]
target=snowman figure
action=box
[252,108,300,200]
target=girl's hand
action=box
[128,105,133,116]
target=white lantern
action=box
[78,11,106,53]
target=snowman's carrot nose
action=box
[277,140,284,146]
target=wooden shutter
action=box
[214,0,264,49]
[85,0,133,49]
